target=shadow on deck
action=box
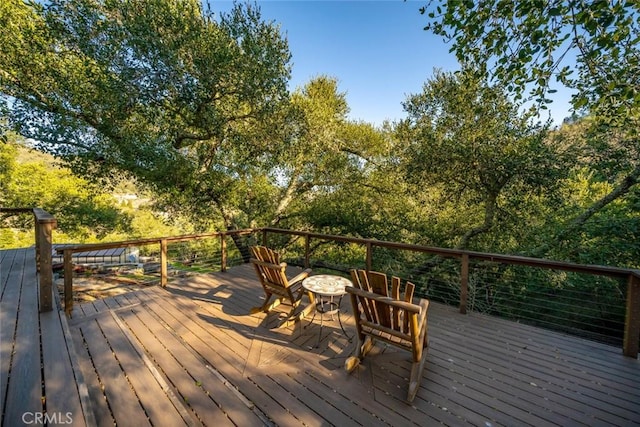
[2,248,640,426]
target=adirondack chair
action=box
[345,269,429,402]
[249,246,315,327]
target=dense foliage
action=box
[1,0,637,265]
[1,0,292,233]
[0,135,184,247]
[417,0,640,262]
[421,0,640,124]
[396,70,561,250]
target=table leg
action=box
[336,295,352,341]
[304,293,351,347]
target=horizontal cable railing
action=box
[260,227,640,358]
[2,209,638,358]
[52,229,260,313]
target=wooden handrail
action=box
[261,227,637,279]
[261,227,640,358]
[4,211,635,358]
[53,229,257,254]
[1,207,57,312]
[57,228,258,314]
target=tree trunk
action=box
[457,192,498,250]
[270,168,302,226]
[218,205,252,264]
[228,228,252,263]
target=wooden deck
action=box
[2,248,640,426]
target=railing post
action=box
[304,233,310,268]
[220,233,227,272]
[460,253,469,314]
[262,229,268,247]
[623,273,640,358]
[160,239,168,287]
[64,250,73,315]
[34,219,41,272]
[37,218,55,312]
[365,241,372,272]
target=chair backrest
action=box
[250,245,290,290]
[348,270,427,356]
[251,245,280,264]
[350,269,416,333]
[347,269,429,402]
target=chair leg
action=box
[276,302,315,328]
[345,356,360,372]
[345,335,374,373]
[250,293,281,314]
[345,334,364,372]
[407,352,427,403]
[360,335,374,357]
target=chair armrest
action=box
[417,299,429,326]
[289,268,312,285]
[347,286,423,314]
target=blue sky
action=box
[212,1,574,126]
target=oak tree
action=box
[421,0,640,256]
[395,70,561,250]
[1,0,292,232]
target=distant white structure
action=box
[113,193,150,209]
[52,245,139,265]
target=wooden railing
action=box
[259,228,640,359]
[55,229,257,314]
[5,214,633,358]
[0,207,57,312]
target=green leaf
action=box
[549,7,562,16]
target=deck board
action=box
[78,317,152,426]
[0,248,17,296]
[2,249,640,426]
[119,305,261,426]
[40,307,86,427]
[143,289,250,372]
[70,322,116,427]
[2,248,42,426]
[429,309,637,425]
[1,248,90,427]
[102,310,190,427]
[75,265,640,426]
[116,307,233,426]
[426,346,598,425]
[291,370,390,427]
[0,248,23,414]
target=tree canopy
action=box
[395,70,561,249]
[1,0,638,271]
[421,0,640,125]
[1,0,292,230]
[420,0,640,259]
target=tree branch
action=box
[531,162,640,258]
[457,191,498,250]
[270,168,303,226]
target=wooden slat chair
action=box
[249,246,315,327]
[345,269,429,402]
